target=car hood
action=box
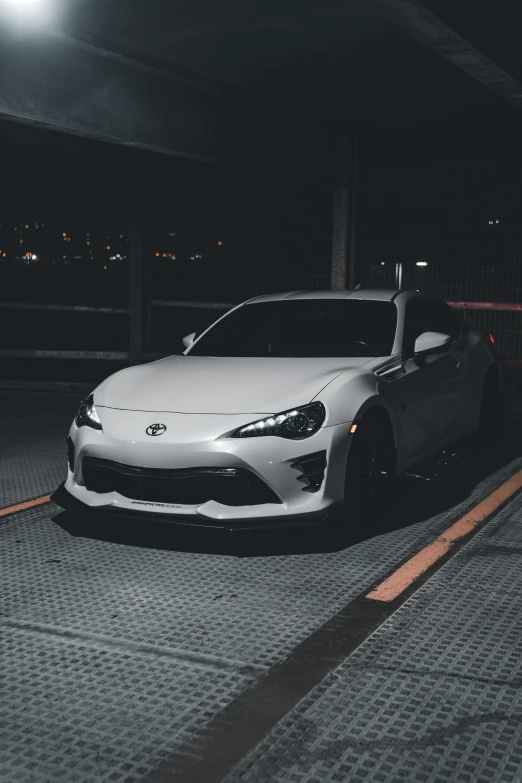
[94,355,372,414]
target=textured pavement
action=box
[2,391,522,783]
[225,494,522,783]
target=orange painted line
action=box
[0,494,52,518]
[366,468,522,603]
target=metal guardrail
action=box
[0,350,129,360]
[0,350,168,360]
[0,302,129,314]
[447,301,522,312]
[150,299,235,310]
[0,300,235,314]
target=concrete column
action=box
[129,226,143,365]
[331,136,358,290]
[331,187,349,290]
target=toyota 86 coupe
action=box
[52,289,500,530]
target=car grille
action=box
[81,457,281,506]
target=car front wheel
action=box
[343,413,396,525]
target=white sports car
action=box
[52,289,500,530]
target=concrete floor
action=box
[2,391,522,783]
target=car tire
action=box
[343,413,396,525]
[478,368,502,443]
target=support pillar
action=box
[331,136,358,290]
[129,226,143,365]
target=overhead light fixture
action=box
[416,261,428,267]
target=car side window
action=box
[403,297,460,357]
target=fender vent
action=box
[290,451,327,493]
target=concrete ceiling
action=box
[0,0,521,179]
[59,0,522,122]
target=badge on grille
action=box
[146,423,167,436]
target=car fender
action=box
[314,369,399,444]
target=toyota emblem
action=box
[146,423,167,436]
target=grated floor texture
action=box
[2,391,522,783]
[225,494,522,783]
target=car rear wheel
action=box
[343,413,396,525]
[478,369,502,443]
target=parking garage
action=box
[3,2,522,782]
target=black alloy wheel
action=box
[344,414,396,524]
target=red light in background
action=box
[489,333,495,344]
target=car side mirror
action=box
[182,332,196,349]
[414,331,452,359]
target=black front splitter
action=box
[50,482,337,534]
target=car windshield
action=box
[187,299,397,358]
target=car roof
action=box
[245,288,419,304]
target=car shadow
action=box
[53,420,522,558]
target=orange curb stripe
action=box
[366,468,522,603]
[0,494,52,518]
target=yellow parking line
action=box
[0,494,52,518]
[366,468,522,603]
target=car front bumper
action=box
[55,409,353,528]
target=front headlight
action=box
[75,393,102,431]
[230,402,325,440]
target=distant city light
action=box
[416,261,428,267]
[155,252,160,257]
[103,265,107,270]
[381,262,385,266]
[106,245,110,250]
[217,240,223,246]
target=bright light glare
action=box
[1,0,54,27]
[416,261,428,267]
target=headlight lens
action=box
[75,393,102,431]
[230,402,325,440]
